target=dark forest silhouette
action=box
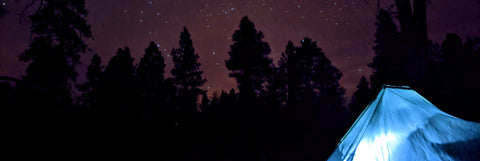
[1,0,480,160]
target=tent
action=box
[328,85,480,161]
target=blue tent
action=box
[328,85,480,161]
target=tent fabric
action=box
[328,85,480,161]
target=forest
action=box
[1,0,479,161]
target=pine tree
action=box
[163,78,179,128]
[97,47,138,116]
[394,0,429,88]
[219,90,230,107]
[19,0,92,110]
[209,91,220,111]
[438,34,480,122]
[171,26,206,110]
[226,16,272,104]
[77,54,103,110]
[281,41,298,108]
[368,9,403,93]
[137,41,166,124]
[200,92,210,113]
[348,76,371,121]
[138,42,166,97]
[273,38,346,160]
[171,26,206,127]
[296,38,345,109]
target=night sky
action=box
[0,0,479,97]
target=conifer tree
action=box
[348,76,371,121]
[137,42,166,124]
[97,47,138,116]
[438,34,480,122]
[77,54,103,110]
[200,92,210,112]
[368,9,403,93]
[19,0,92,110]
[226,16,272,104]
[171,27,206,127]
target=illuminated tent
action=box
[328,85,480,161]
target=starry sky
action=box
[0,0,479,97]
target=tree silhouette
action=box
[19,0,92,111]
[199,92,210,113]
[438,34,480,122]
[348,76,371,122]
[208,91,220,112]
[162,77,179,129]
[261,62,285,109]
[273,42,294,108]
[394,0,429,87]
[294,38,345,110]
[77,54,103,111]
[137,41,166,125]
[226,16,272,105]
[272,38,346,160]
[97,47,140,126]
[282,41,299,108]
[368,8,403,93]
[171,26,206,127]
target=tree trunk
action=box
[394,0,428,89]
